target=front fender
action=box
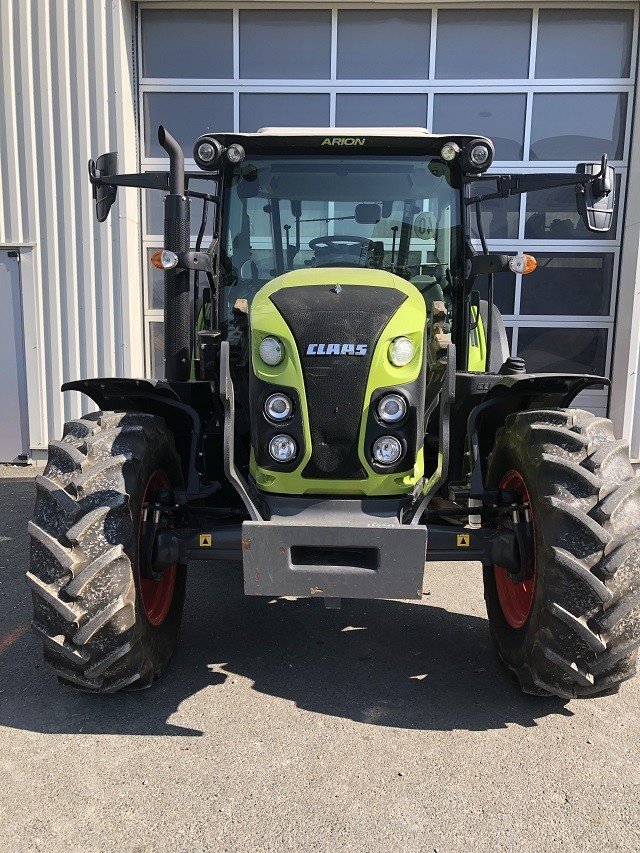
[62,378,215,496]
[469,372,610,492]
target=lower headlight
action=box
[372,436,403,466]
[269,434,297,463]
[377,393,407,424]
[265,393,293,422]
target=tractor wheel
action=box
[483,408,640,699]
[27,412,186,692]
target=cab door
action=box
[0,250,29,462]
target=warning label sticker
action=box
[199,534,213,547]
[457,533,470,548]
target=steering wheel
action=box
[309,235,372,252]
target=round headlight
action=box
[268,434,297,463]
[197,142,216,163]
[388,337,415,367]
[372,436,403,466]
[259,336,284,366]
[441,142,460,162]
[377,394,407,424]
[194,137,223,169]
[469,144,490,168]
[227,143,246,164]
[264,393,293,422]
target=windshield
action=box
[222,155,461,321]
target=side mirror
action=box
[576,158,616,233]
[89,152,118,222]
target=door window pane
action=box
[337,10,431,79]
[149,322,164,378]
[433,94,526,160]
[146,249,164,310]
[335,95,428,128]
[145,180,217,238]
[470,181,520,239]
[239,10,331,79]
[144,93,234,157]
[474,273,516,316]
[530,93,627,161]
[517,327,607,374]
[141,10,233,79]
[536,10,634,79]
[240,93,330,133]
[524,179,620,241]
[436,10,531,79]
[520,254,614,317]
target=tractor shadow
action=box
[1,550,572,737]
[190,565,572,732]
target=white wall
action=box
[0,0,141,453]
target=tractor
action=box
[27,125,640,698]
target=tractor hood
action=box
[248,268,428,496]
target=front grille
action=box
[270,285,406,479]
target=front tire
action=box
[484,408,640,698]
[27,412,186,692]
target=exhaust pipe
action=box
[158,126,190,381]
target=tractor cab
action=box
[200,127,483,373]
[215,128,458,320]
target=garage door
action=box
[137,5,637,415]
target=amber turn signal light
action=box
[508,253,537,275]
[150,249,164,270]
[150,249,178,270]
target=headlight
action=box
[372,436,403,466]
[440,142,460,162]
[462,139,494,173]
[264,393,293,422]
[259,336,284,366]
[469,143,490,167]
[388,337,415,367]
[377,394,407,424]
[268,434,297,463]
[193,136,223,169]
[197,142,216,163]
[226,143,246,163]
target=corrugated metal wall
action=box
[0,0,142,452]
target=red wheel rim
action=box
[494,470,536,629]
[138,470,176,626]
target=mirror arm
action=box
[466,161,610,206]
[88,166,172,192]
[88,165,219,199]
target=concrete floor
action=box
[0,472,638,852]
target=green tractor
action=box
[27,125,640,698]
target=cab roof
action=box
[256,126,432,137]
[200,127,492,158]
